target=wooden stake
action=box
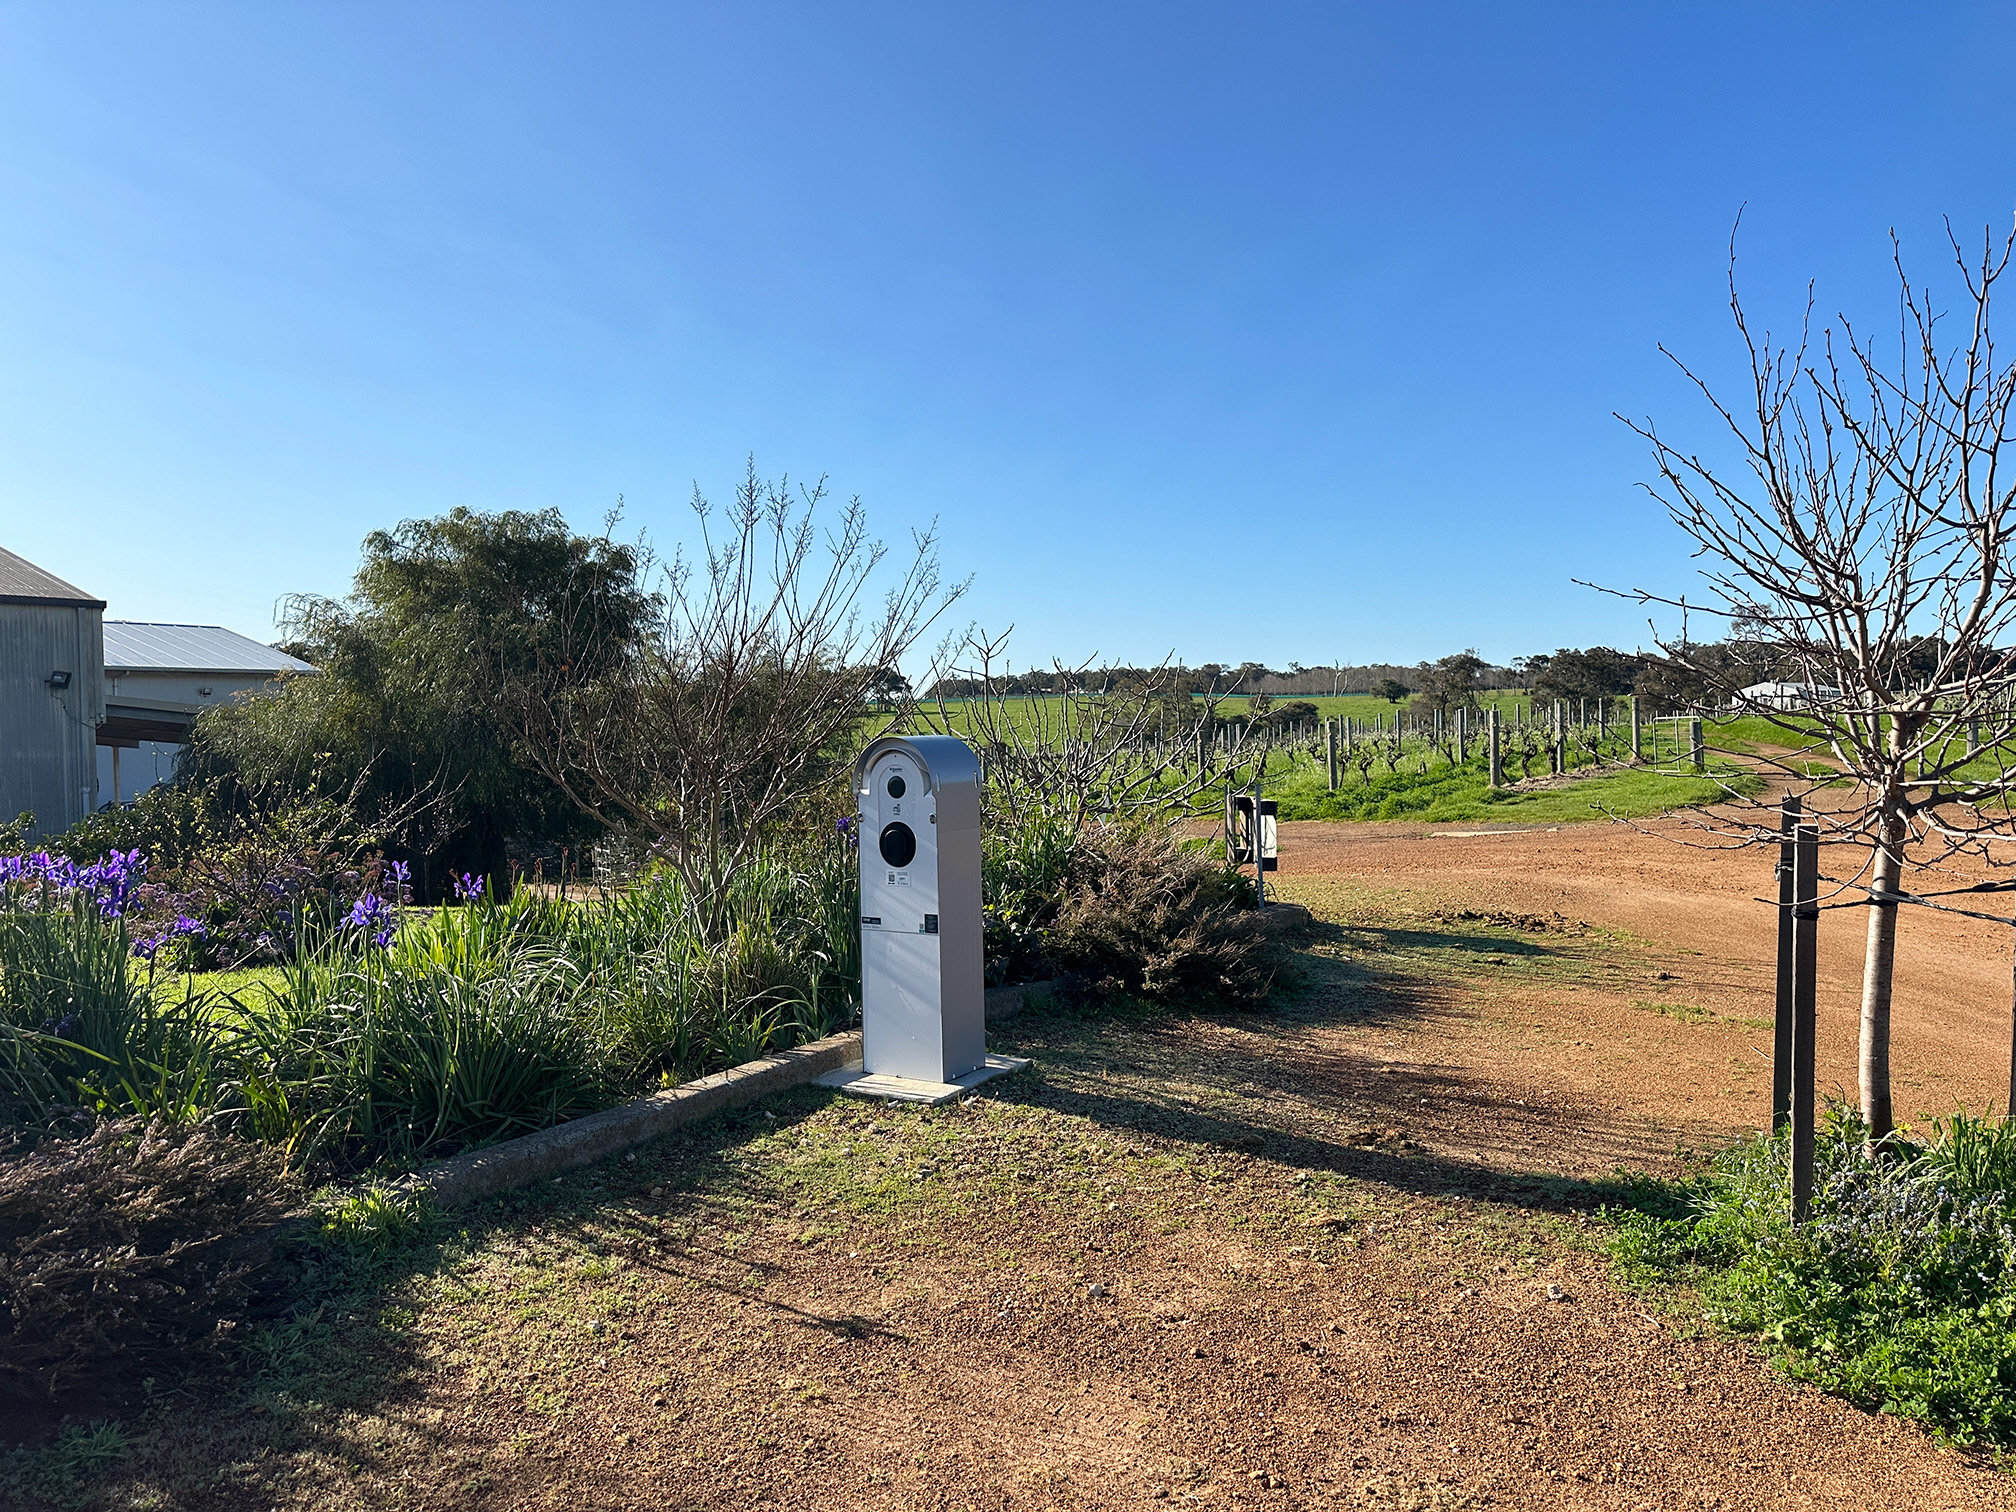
[1772,795,1800,1133]
[1791,822,1819,1224]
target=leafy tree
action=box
[1531,646,1643,701]
[1371,677,1410,704]
[867,667,913,707]
[1411,652,1485,715]
[1267,699,1320,727]
[188,506,656,897]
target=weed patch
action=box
[1605,1110,2016,1450]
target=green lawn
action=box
[156,963,289,1005]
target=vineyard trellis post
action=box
[1629,695,1641,761]
[1487,705,1502,788]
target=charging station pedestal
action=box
[816,734,1027,1105]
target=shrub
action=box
[1608,1108,2016,1448]
[981,811,1080,985]
[1045,827,1273,1005]
[0,1117,302,1403]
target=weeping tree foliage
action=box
[1611,220,2016,1140]
[512,464,963,939]
[188,506,657,895]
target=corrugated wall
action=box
[0,604,105,838]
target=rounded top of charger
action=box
[853,734,980,799]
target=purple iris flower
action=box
[346,892,398,948]
[452,872,486,902]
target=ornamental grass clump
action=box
[1609,1108,2016,1448]
[0,863,226,1128]
[223,846,861,1166]
[0,834,860,1162]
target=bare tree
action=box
[1610,220,2016,1138]
[912,628,1257,830]
[514,463,963,937]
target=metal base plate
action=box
[813,1054,1031,1106]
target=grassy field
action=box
[1265,759,1758,825]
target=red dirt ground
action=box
[1273,813,2014,1129]
[32,811,2015,1512]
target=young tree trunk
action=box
[1858,804,1904,1141]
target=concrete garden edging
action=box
[410,978,1061,1208]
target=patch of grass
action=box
[1632,998,1711,1023]
[1604,1109,2016,1452]
[169,963,288,1004]
[1268,760,1759,826]
[0,1422,129,1511]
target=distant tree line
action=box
[931,641,1974,717]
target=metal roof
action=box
[103,622,318,675]
[0,545,104,608]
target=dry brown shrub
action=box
[1047,827,1276,1005]
[0,1117,303,1405]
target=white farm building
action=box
[1739,680,1842,711]
[0,544,315,837]
[99,622,317,804]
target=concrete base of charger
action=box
[814,1053,1030,1106]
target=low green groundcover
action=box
[1608,1111,2016,1449]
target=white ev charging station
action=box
[816,734,1027,1104]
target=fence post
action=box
[1689,717,1705,772]
[1456,706,1467,763]
[1325,718,1338,791]
[1630,695,1641,761]
[1487,705,1502,788]
[1772,795,1801,1133]
[1551,701,1564,774]
[1791,822,1819,1224]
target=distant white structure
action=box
[1740,680,1842,711]
[97,623,316,803]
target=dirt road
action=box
[1273,813,2015,1127]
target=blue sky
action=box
[1,4,2012,672]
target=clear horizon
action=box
[2,4,2012,673]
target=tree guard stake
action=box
[1790,822,1820,1224]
